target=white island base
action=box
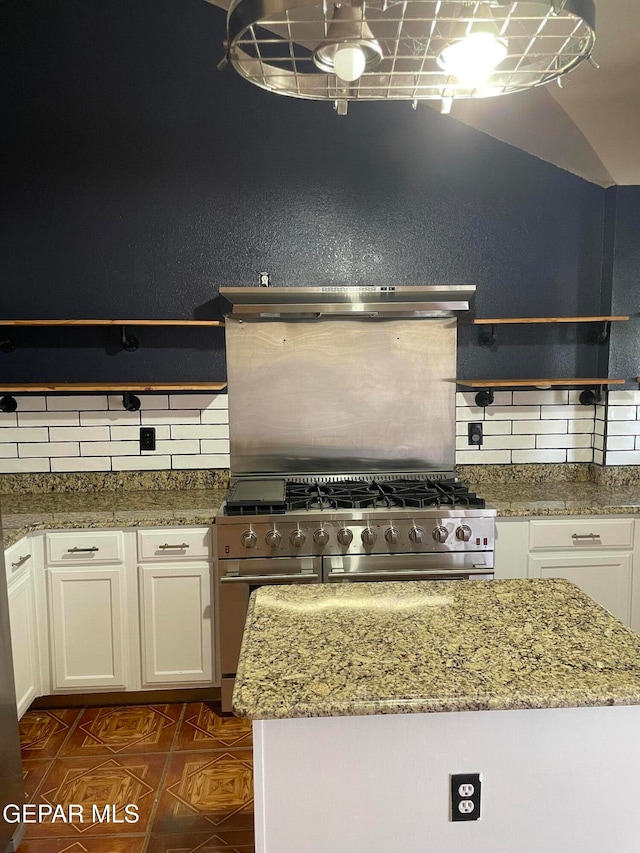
[253,705,640,853]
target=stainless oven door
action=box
[324,552,494,583]
[217,557,322,711]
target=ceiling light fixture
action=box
[223,0,596,115]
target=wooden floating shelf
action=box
[0,383,227,393]
[472,316,629,325]
[458,379,625,388]
[0,319,224,326]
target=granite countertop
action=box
[232,578,640,720]
[1,488,228,548]
[477,481,640,517]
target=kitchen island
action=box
[234,579,640,853]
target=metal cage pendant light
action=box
[223,0,596,114]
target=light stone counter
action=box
[233,578,640,720]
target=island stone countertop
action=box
[233,578,640,720]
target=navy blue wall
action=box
[608,187,640,388]
[0,0,610,384]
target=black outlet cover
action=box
[140,427,156,451]
[468,422,483,446]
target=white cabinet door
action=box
[48,566,128,690]
[529,553,633,625]
[139,562,213,686]
[8,571,40,718]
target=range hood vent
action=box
[219,285,475,318]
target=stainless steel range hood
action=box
[219,285,475,318]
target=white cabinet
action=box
[139,562,213,686]
[7,568,40,718]
[47,566,129,690]
[529,553,633,626]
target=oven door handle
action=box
[326,568,493,581]
[220,573,320,583]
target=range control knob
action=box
[409,526,425,544]
[361,527,377,547]
[385,526,400,545]
[455,525,473,542]
[240,530,257,550]
[289,528,306,548]
[337,528,353,546]
[314,528,330,547]
[265,529,281,549]
[432,525,449,544]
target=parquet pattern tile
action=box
[17,703,255,853]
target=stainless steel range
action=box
[215,286,496,709]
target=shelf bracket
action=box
[122,392,141,412]
[595,321,611,345]
[120,326,139,352]
[477,324,497,347]
[0,395,17,413]
[0,338,15,353]
[579,386,604,406]
[474,388,495,408]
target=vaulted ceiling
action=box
[207,0,640,187]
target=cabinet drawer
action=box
[5,541,33,585]
[137,527,210,561]
[529,518,634,551]
[46,530,124,565]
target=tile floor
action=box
[17,703,255,853]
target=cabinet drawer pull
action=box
[571,533,601,540]
[159,543,189,550]
[10,554,31,569]
[67,546,100,553]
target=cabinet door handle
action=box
[10,554,31,569]
[159,543,189,550]
[67,546,100,553]
[571,533,601,540]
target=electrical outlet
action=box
[451,774,481,822]
[140,427,156,451]
[468,422,483,447]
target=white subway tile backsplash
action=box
[81,410,140,426]
[594,433,605,451]
[49,426,110,442]
[594,449,604,465]
[201,440,231,454]
[567,449,593,463]
[607,436,634,451]
[200,409,230,425]
[169,393,226,410]
[485,406,540,421]
[19,411,80,427]
[482,435,535,450]
[536,434,592,450]
[172,453,230,469]
[567,419,595,434]
[111,455,172,471]
[608,406,638,421]
[540,405,588,419]
[594,420,605,436]
[480,421,512,435]
[108,394,169,411]
[47,395,108,411]
[454,449,511,464]
[154,440,200,455]
[51,456,111,472]
[609,390,640,405]
[141,409,201,425]
[0,458,50,473]
[512,390,568,406]
[456,392,478,407]
[0,427,49,443]
[0,413,18,427]
[12,396,46,411]
[511,449,567,463]
[454,406,485,422]
[171,424,229,440]
[110,425,171,441]
[0,444,17,458]
[607,421,640,436]
[606,451,640,466]
[512,420,567,435]
[80,441,139,456]
[19,442,79,458]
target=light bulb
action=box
[333,45,367,82]
[438,31,508,88]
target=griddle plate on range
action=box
[225,479,287,516]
